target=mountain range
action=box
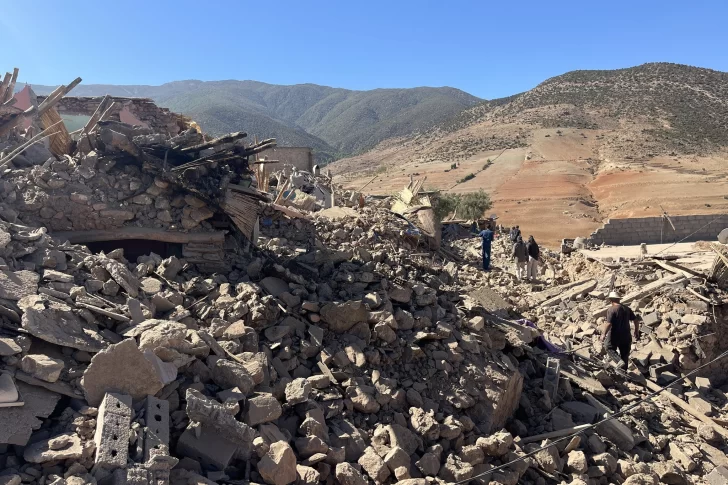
[328,62,728,247]
[27,80,481,163]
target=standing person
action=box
[514,226,521,240]
[509,226,517,243]
[526,235,540,281]
[479,224,494,271]
[512,235,527,280]
[601,291,641,369]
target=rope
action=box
[455,348,728,484]
[652,215,724,256]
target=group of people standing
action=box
[510,226,540,281]
[476,223,540,281]
[476,223,640,370]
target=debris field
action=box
[0,67,727,485]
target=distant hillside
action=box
[443,63,728,154]
[328,63,728,250]
[28,80,480,164]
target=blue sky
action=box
[1,0,725,99]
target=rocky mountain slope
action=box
[444,62,728,154]
[330,63,728,247]
[27,80,480,163]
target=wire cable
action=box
[455,348,728,484]
[652,215,723,256]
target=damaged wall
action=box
[260,146,314,173]
[37,95,190,136]
[587,214,728,246]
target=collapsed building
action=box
[0,66,727,485]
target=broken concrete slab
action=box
[81,339,165,406]
[0,338,22,357]
[260,277,290,297]
[24,432,83,463]
[560,401,600,424]
[21,295,107,352]
[0,381,61,445]
[185,389,254,445]
[0,270,39,300]
[20,354,64,383]
[176,422,238,470]
[707,466,728,485]
[681,314,707,325]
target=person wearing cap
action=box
[602,291,641,369]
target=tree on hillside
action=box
[458,190,492,220]
[433,193,461,220]
[433,190,492,221]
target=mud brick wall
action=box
[37,96,189,135]
[587,214,728,245]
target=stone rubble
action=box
[0,74,727,484]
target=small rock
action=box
[335,463,367,485]
[258,441,297,485]
[20,354,64,383]
[285,378,312,405]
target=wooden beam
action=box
[0,73,11,103]
[653,260,703,279]
[181,131,247,153]
[3,68,19,103]
[52,227,226,245]
[641,377,728,439]
[591,274,682,318]
[541,279,597,307]
[81,94,112,134]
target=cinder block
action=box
[144,395,170,461]
[94,392,132,469]
[176,422,238,471]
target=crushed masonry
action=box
[0,65,727,485]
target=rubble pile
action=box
[454,235,728,485]
[1,68,728,485]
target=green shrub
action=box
[458,190,492,220]
[433,189,492,221]
[457,173,476,183]
[434,193,461,220]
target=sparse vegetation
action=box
[450,163,457,169]
[457,173,476,183]
[458,190,492,220]
[434,190,492,221]
[482,159,492,170]
[433,193,461,220]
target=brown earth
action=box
[331,126,728,248]
[329,63,728,249]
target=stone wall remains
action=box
[259,146,313,173]
[587,214,728,246]
[38,96,190,136]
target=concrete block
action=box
[176,422,238,471]
[144,395,170,460]
[94,392,132,468]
